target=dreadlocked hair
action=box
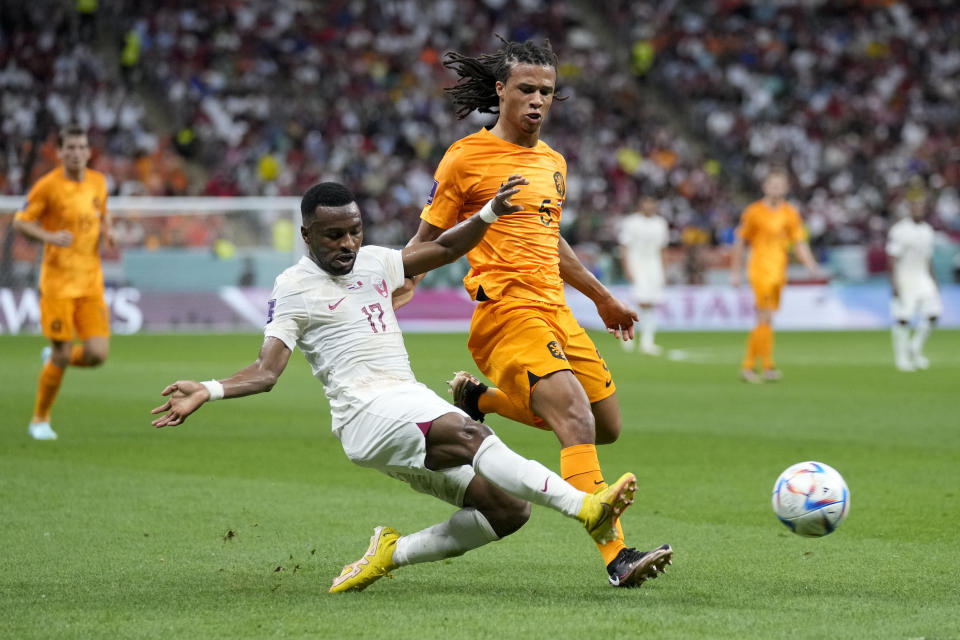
[443,36,566,120]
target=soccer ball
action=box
[772,461,850,537]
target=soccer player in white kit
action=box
[887,198,942,371]
[618,196,669,355]
[151,181,667,593]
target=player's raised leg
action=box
[448,370,539,426]
[423,412,637,543]
[330,411,646,593]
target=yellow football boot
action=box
[577,472,637,544]
[328,526,400,593]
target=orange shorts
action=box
[750,279,784,311]
[40,294,110,342]
[467,297,615,430]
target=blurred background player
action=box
[618,195,669,356]
[13,124,113,440]
[887,196,942,371]
[405,38,672,588]
[151,181,664,593]
[730,168,820,383]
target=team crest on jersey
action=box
[426,179,439,205]
[553,172,565,197]
[547,340,567,361]
[374,279,388,298]
[347,281,363,290]
[92,196,102,210]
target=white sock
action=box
[640,307,657,348]
[891,323,911,362]
[911,317,931,357]
[473,435,584,518]
[393,508,498,566]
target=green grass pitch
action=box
[2,329,958,639]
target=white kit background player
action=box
[887,198,942,371]
[618,195,669,355]
[151,180,666,594]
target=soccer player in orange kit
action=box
[403,39,672,587]
[13,124,114,440]
[730,168,821,383]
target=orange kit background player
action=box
[730,168,821,383]
[404,38,672,588]
[13,124,114,440]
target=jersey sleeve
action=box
[617,218,634,246]
[263,277,308,351]
[786,205,807,243]
[885,224,904,257]
[659,218,670,248]
[420,145,465,230]
[13,178,49,223]
[365,246,406,291]
[736,205,757,243]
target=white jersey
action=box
[618,213,668,302]
[886,217,941,319]
[886,218,936,289]
[264,246,414,431]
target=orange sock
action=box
[560,443,626,565]
[477,388,538,427]
[33,361,65,421]
[741,328,759,370]
[757,324,775,369]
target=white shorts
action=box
[335,382,475,507]
[631,282,665,305]
[891,280,942,321]
[628,263,665,304]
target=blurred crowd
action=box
[0,2,191,198]
[115,0,731,249]
[3,0,958,271]
[609,0,960,249]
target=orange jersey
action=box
[421,128,567,305]
[737,199,806,283]
[15,167,108,298]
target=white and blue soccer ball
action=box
[772,461,850,537]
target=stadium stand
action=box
[607,0,960,246]
[2,0,958,287]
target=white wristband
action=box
[201,379,224,402]
[477,199,498,224]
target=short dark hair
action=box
[300,182,356,224]
[58,123,87,147]
[443,37,565,119]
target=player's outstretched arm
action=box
[793,241,821,278]
[558,236,637,340]
[401,174,528,278]
[100,209,116,250]
[730,234,745,287]
[12,218,73,247]
[151,337,292,427]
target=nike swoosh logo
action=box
[594,480,605,485]
[605,379,612,387]
[541,478,549,492]
[328,297,346,310]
